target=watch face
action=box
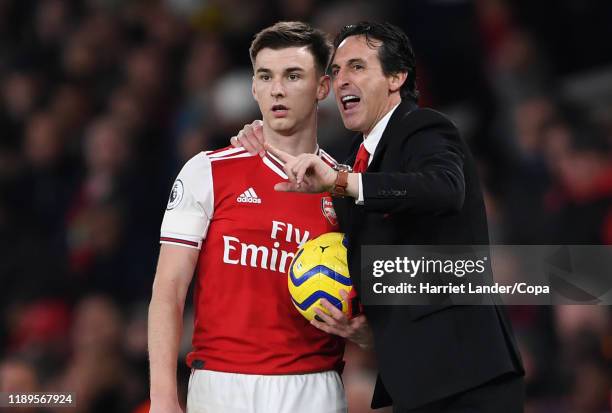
[334,163,353,173]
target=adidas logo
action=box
[237,187,262,204]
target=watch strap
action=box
[331,170,349,197]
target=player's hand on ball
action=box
[230,119,265,156]
[265,143,336,193]
[312,290,374,350]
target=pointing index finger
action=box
[265,142,294,164]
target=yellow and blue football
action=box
[288,232,354,321]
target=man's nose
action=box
[270,79,285,97]
[335,69,349,89]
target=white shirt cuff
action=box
[356,173,364,205]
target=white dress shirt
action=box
[356,103,401,204]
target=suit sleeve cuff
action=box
[355,173,364,205]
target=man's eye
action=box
[353,64,364,70]
[288,73,300,80]
[331,69,339,77]
[260,75,270,81]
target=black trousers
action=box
[392,373,524,413]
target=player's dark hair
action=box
[333,21,418,102]
[250,21,332,75]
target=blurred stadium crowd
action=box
[0,0,611,412]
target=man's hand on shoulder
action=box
[230,120,265,156]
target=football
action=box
[288,232,354,321]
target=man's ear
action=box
[388,72,408,94]
[317,74,331,101]
[252,76,258,102]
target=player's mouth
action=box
[340,94,361,114]
[271,104,289,118]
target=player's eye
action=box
[288,73,300,80]
[352,63,364,71]
[259,74,271,81]
[330,68,339,78]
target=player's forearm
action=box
[148,288,185,403]
[148,244,198,404]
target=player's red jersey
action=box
[160,146,344,375]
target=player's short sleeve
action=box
[160,152,213,249]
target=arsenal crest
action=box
[321,196,338,226]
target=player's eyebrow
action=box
[256,67,306,76]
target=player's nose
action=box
[270,79,285,97]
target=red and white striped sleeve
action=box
[160,152,214,249]
[318,148,338,168]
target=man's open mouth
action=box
[341,95,360,110]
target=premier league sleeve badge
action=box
[166,179,184,210]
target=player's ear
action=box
[252,76,258,102]
[317,74,330,101]
[388,71,407,94]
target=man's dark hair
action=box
[334,21,419,102]
[250,21,332,75]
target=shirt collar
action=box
[362,102,401,155]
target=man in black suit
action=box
[236,21,525,412]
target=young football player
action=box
[148,22,348,413]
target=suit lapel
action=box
[368,100,417,172]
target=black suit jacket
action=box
[333,100,524,409]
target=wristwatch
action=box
[330,164,352,197]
